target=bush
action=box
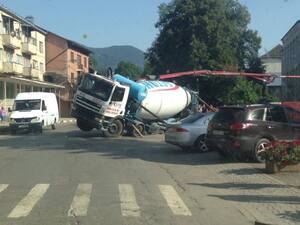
[262,140,300,166]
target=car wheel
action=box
[195,136,209,152]
[253,138,270,163]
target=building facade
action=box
[44,32,91,116]
[282,20,300,100]
[261,44,283,99]
[0,6,63,110]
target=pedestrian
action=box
[2,107,7,122]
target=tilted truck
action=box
[71,73,192,137]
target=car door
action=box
[266,106,293,141]
[284,107,300,140]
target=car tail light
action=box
[175,127,189,132]
[230,123,252,131]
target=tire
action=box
[104,119,123,137]
[131,124,144,137]
[77,119,93,132]
[253,138,271,163]
[194,136,209,152]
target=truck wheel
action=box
[132,124,144,137]
[77,119,93,132]
[104,119,123,137]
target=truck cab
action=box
[71,73,130,135]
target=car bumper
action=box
[10,122,41,130]
[206,134,255,154]
[165,132,195,147]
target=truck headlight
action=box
[31,117,40,122]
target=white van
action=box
[9,92,59,133]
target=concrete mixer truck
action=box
[71,73,194,137]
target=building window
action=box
[84,57,87,68]
[16,55,23,65]
[77,54,82,65]
[6,82,15,99]
[70,52,74,63]
[39,41,44,53]
[71,73,75,83]
[5,51,13,62]
[24,57,30,67]
[40,62,44,72]
[33,60,39,70]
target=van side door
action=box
[41,100,48,126]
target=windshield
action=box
[79,75,114,101]
[14,99,41,111]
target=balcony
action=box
[3,62,23,74]
[2,34,21,49]
[21,42,36,55]
[23,66,40,78]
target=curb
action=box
[58,119,76,124]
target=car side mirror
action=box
[42,105,47,111]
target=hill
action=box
[89,45,145,70]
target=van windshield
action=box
[79,75,114,101]
[15,99,41,111]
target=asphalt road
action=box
[0,124,299,225]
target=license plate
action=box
[213,130,224,135]
[18,124,29,128]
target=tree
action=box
[115,61,142,80]
[89,54,98,70]
[146,0,262,74]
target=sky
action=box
[0,0,299,54]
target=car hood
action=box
[10,110,42,119]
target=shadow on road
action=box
[208,194,300,205]
[219,168,264,175]
[0,128,235,166]
[278,210,300,223]
[187,182,289,190]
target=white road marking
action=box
[0,184,9,193]
[158,185,192,216]
[8,184,49,218]
[68,183,92,217]
[119,184,141,217]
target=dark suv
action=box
[206,104,300,162]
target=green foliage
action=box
[89,54,98,69]
[115,61,143,80]
[146,0,262,74]
[221,77,262,105]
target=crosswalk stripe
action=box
[0,184,9,193]
[119,184,141,217]
[68,183,92,217]
[7,184,49,218]
[158,185,192,216]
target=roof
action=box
[44,31,92,55]
[261,45,283,59]
[16,92,56,100]
[0,4,46,34]
[282,20,300,41]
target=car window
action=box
[212,108,244,123]
[181,113,204,124]
[248,108,265,121]
[266,107,287,123]
[285,107,300,124]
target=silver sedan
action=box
[165,112,215,152]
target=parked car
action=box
[165,112,215,151]
[9,92,59,134]
[206,104,300,162]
